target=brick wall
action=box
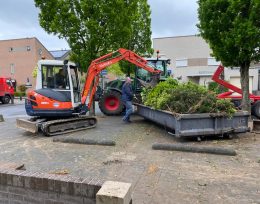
[0,37,54,88]
[0,169,102,204]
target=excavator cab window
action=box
[70,65,81,103]
[42,65,70,90]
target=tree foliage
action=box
[197,0,260,111]
[32,66,38,78]
[34,0,153,71]
[208,81,228,94]
[106,63,125,77]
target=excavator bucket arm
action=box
[81,48,161,110]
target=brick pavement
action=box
[0,114,259,203]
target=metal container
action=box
[135,104,250,138]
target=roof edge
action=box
[0,37,36,42]
[153,34,200,40]
[33,37,54,59]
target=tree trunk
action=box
[219,67,225,93]
[240,62,251,112]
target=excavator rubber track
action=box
[41,116,97,136]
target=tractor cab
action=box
[134,57,171,92]
[35,60,81,108]
[137,57,170,80]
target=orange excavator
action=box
[16,48,161,136]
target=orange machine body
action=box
[27,90,73,110]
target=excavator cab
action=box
[26,60,81,117]
[134,57,170,91]
[37,60,81,106]
[18,59,98,136]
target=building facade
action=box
[0,37,54,88]
[153,35,259,93]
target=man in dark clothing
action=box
[55,69,66,88]
[122,77,133,123]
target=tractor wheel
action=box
[2,95,11,104]
[252,101,260,118]
[98,91,124,115]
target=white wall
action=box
[225,68,258,91]
[153,35,259,91]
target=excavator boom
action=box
[81,48,161,110]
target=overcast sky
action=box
[0,0,198,51]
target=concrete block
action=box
[96,181,132,204]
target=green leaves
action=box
[197,0,260,66]
[142,78,179,109]
[35,0,153,72]
[198,0,260,111]
[143,79,236,117]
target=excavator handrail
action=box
[212,65,260,100]
[81,48,161,109]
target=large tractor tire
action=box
[1,95,11,104]
[252,101,260,118]
[98,91,124,115]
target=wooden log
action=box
[152,143,237,156]
[53,137,116,146]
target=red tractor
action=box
[212,65,260,118]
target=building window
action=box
[38,48,42,56]
[176,59,188,67]
[10,63,15,74]
[207,57,219,66]
[27,46,31,51]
